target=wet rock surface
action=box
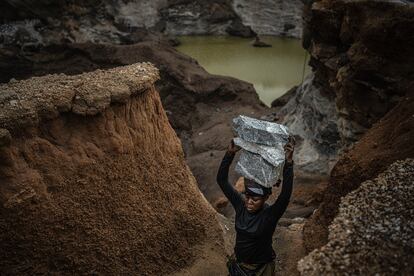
[205,156,325,274]
[298,159,414,275]
[3,2,412,275]
[233,115,289,146]
[232,116,289,186]
[226,18,257,37]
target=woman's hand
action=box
[284,136,295,164]
[228,139,241,154]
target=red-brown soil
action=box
[0,66,224,275]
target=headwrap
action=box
[244,178,272,197]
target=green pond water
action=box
[176,36,310,106]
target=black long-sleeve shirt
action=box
[216,151,294,264]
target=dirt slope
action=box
[0,64,224,275]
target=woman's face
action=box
[245,194,268,212]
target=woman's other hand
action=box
[228,139,241,154]
[284,136,295,164]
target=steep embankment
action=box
[299,159,414,275]
[0,63,225,275]
[295,0,414,254]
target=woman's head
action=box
[244,179,271,213]
[244,194,268,212]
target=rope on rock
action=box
[301,50,308,84]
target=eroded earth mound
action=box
[0,64,224,275]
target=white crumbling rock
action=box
[278,73,340,174]
[0,63,160,133]
[298,159,414,275]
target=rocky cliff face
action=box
[298,0,414,260]
[159,0,255,37]
[0,64,225,275]
[0,0,307,46]
[302,0,414,145]
[278,73,340,174]
[233,0,304,38]
[277,0,413,171]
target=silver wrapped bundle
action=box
[233,115,290,146]
[232,115,289,187]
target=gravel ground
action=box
[298,159,414,275]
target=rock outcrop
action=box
[0,0,257,48]
[1,0,126,46]
[233,0,304,38]
[278,73,340,174]
[298,0,414,253]
[159,0,256,37]
[302,0,414,146]
[302,86,414,253]
[278,0,414,176]
[298,159,414,275]
[0,64,225,275]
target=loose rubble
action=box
[0,63,159,134]
[298,159,414,275]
